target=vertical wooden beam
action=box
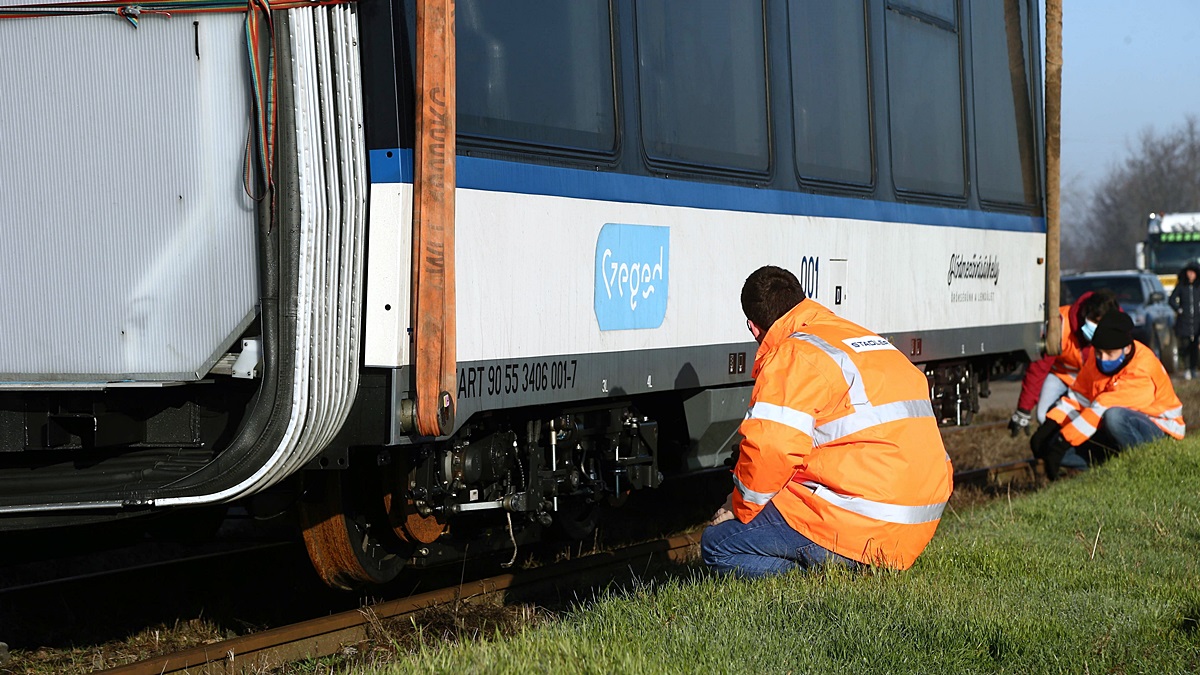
[412,0,456,435]
[1044,0,1063,355]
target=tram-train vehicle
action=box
[0,0,1048,588]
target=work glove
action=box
[1039,433,1072,481]
[1030,420,1070,480]
[1007,409,1032,437]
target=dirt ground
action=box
[979,377,1021,418]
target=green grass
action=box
[371,439,1200,674]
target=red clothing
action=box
[1017,292,1095,411]
[1017,355,1055,411]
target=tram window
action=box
[971,0,1038,206]
[788,0,872,186]
[885,5,965,197]
[456,0,615,153]
[635,0,769,173]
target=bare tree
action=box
[1062,116,1200,271]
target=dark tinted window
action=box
[970,0,1038,205]
[636,0,769,172]
[457,0,615,152]
[788,0,872,185]
[1061,277,1146,305]
[885,4,965,196]
[1149,239,1200,274]
[901,0,955,22]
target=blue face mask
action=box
[1097,351,1127,375]
[1081,320,1097,341]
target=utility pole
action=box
[1045,0,1063,355]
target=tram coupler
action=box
[605,417,661,492]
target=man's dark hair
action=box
[741,265,806,331]
[1081,289,1118,323]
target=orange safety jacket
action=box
[1046,341,1185,446]
[1049,304,1087,386]
[732,300,953,570]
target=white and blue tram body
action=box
[0,0,1046,586]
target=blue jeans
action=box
[1098,406,1166,450]
[1070,407,1166,469]
[701,501,860,578]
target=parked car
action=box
[1060,270,1178,372]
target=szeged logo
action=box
[947,253,999,286]
[593,223,670,331]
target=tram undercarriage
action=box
[297,404,662,589]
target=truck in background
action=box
[1135,212,1200,292]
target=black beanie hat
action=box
[1091,311,1133,350]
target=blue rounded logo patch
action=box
[594,223,670,331]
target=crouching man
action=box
[701,266,953,578]
[1032,311,1185,479]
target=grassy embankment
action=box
[374,437,1200,673]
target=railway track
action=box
[94,453,1042,674]
[9,433,1038,674]
[98,534,701,675]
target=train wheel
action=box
[384,456,446,545]
[297,470,407,590]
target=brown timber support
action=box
[411,0,457,436]
[1044,0,1063,355]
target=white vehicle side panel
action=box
[0,14,259,381]
[363,186,414,368]
[365,186,1044,366]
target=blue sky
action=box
[1060,0,1200,192]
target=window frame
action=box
[452,0,624,165]
[786,0,877,193]
[632,0,774,182]
[968,0,1041,212]
[882,0,969,204]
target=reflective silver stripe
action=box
[1051,399,1072,417]
[1052,394,1089,420]
[733,475,778,505]
[800,481,945,525]
[1163,405,1183,418]
[748,401,815,437]
[1062,408,1099,438]
[789,332,871,407]
[812,399,935,446]
[1065,389,1094,408]
[1155,417,1186,437]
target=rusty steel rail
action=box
[952,458,1040,489]
[941,420,1008,435]
[99,533,700,675]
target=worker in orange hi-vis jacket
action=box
[1033,310,1185,480]
[701,266,953,578]
[1007,289,1119,436]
